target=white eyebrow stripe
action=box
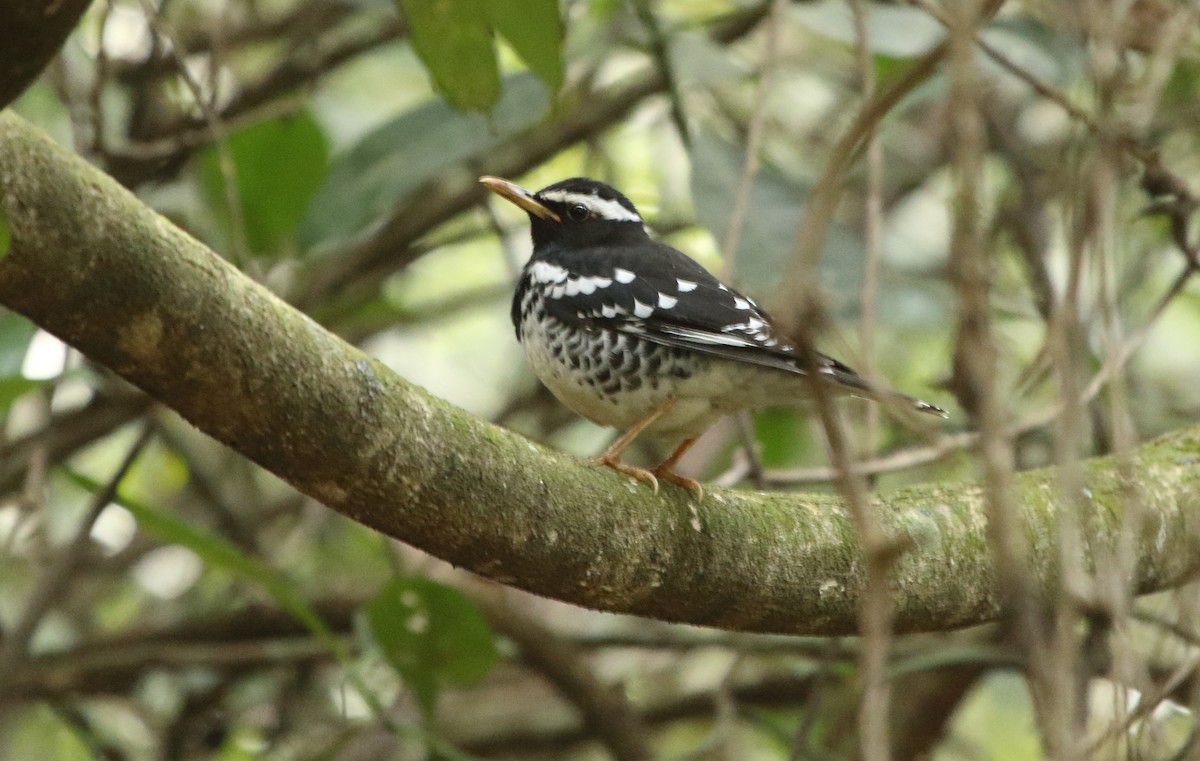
[676,279,698,292]
[538,190,642,222]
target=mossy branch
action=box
[2,111,1199,635]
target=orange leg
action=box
[589,398,677,492]
[652,438,703,500]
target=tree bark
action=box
[1,110,1199,635]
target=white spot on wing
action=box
[733,297,751,310]
[529,260,568,284]
[633,300,655,319]
[676,278,698,292]
[601,304,618,318]
[658,293,678,309]
[550,284,566,299]
[613,268,635,284]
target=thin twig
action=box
[136,0,250,264]
[88,0,114,159]
[850,0,884,470]
[630,0,690,148]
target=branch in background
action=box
[0,0,93,109]
[0,389,152,497]
[107,14,405,186]
[3,112,1200,636]
[470,589,652,761]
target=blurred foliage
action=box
[2,0,1200,759]
[199,111,329,257]
[365,576,498,720]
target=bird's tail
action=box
[820,364,949,419]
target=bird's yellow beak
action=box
[479,176,560,222]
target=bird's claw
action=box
[653,467,704,501]
[590,455,659,493]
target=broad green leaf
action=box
[397,0,500,112]
[485,0,564,93]
[299,73,548,251]
[0,311,37,377]
[791,1,942,59]
[365,576,498,719]
[200,111,329,257]
[689,133,864,303]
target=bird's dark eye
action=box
[566,204,590,221]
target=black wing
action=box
[526,241,864,385]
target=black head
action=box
[480,176,648,251]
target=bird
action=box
[481,175,946,497]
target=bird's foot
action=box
[652,465,704,501]
[590,453,659,493]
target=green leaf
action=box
[299,73,548,251]
[365,576,498,719]
[689,134,864,302]
[0,311,37,377]
[200,111,329,257]
[888,644,1024,678]
[753,407,813,467]
[485,0,564,93]
[792,1,943,59]
[397,0,501,112]
[0,376,42,411]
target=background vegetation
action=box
[3,0,1200,759]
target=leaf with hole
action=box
[365,576,498,719]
